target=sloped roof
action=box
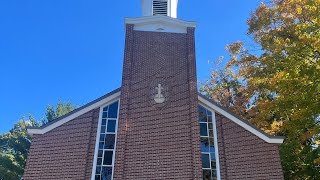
[198,94,284,144]
[27,88,121,135]
[27,88,284,144]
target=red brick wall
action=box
[23,108,100,180]
[113,25,202,179]
[215,113,284,180]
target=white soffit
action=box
[125,16,197,33]
[198,95,285,144]
[27,91,121,135]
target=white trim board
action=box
[125,16,197,34]
[199,95,284,144]
[27,91,121,135]
[27,89,284,144]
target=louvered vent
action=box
[153,0,168,16]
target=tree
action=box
[45,101,76,123]
[201,0,320,179]
[0,102,76,180]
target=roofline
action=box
[27,88,121,135]
[27,88,285,144]
[198,94,285,144]
[125,16,197,28]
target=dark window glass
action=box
[102,119,107,125]
[209,129,214,138]
[200,137,210,152]
[209,138,214,148]
[107,120,116,133]
[97,158,102,165]
[103,151,113,165]
[95,175,101,180]
[100,126,106,133]
[198,106,207,122]
[210,152,215,160]
[98,150,103,157]
[96,166,101,175]
[202,154,210,168]
[207,110,212,116]
[108,101,119,118]
[203,169,212,180]
[101,167,113,180]
[100,134,106,142]
[208,122,213,130]
[104,134,115,149]
[200,123,208,136]
[102,112,108,118]
[211,160,216,171]
[210,145,215,153]
[103,106,108,112]
[99,142,104,150]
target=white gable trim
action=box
[198,95,284,144]
[125,16,197,34]
[27,91,121,135]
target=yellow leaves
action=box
[315,157,320,166]
[296,6,303,14]
[264,120,284,135]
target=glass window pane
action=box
[101,167,113,180]
[103,151,113,165]
[208,122,213,130]
[107,120,116,133]
[99,142,104,150]
[207,110,212,116]
[97,158,102,165]
[202,154,210,169]
[198,106,207,122]
[96,165,101,175]
[209,129,214,138]
[200,137,210,152]
[210,152,215,160]
[108,101,119,118]
[101,126,106,133]
[200,123,208,136]
[102,112,108,118]
[103,106,108,112]
[210,145,215,153]
[203,169,212,180]
[102,119,107,126]
[100,134,106,142]
[98,150,103,157]
[209,138,214,149]
[211,160,216,170]
[95,175,101,180]
[104,134,115,149]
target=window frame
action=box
[199,103,221,180]
[91,99,120,180]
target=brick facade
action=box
[113,25,203,180]
[23,108,100,180]
[215,113,284,179]
[23,22,284,180]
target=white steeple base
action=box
[125,16,196,34]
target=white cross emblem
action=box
[154,84,165,104]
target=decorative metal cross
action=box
[154,84,165,104]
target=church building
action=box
[24,1,285,179]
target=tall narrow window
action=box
[93,101,119,180]
[198,105,219,180]
[153,0,168,16]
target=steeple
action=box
[141,0,178,18]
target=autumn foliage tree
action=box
[201,0,320,179]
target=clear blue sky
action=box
[0,0,262,133]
